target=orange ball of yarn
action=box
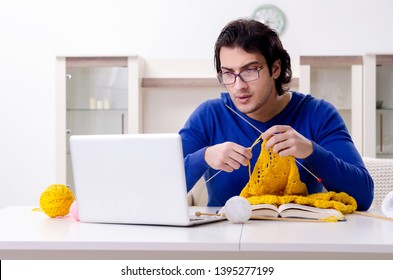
[39,184,76,218]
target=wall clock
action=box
[252,4,286,35]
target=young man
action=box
[179,19,373,210]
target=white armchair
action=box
[363,157,393,209]
[188,178,208,206]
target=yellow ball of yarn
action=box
[39,184,76,218]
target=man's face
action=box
[219,46,281,120]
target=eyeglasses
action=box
[217,65,264,85]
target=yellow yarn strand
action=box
[251,215,341,223]
[247,134,264,178]
[38,184,76,218]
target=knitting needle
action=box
[295,160,322,183]
[225,104,322,183]
[354,211,393,222]
[204,170,223,184]
[195,211,223,217]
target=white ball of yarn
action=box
[381,191,393,218]
[224,196,252,223]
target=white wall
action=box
[1,0,393,208]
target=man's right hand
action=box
[204,142,252,172]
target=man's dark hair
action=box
[214,18,292,96]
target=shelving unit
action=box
[299,56,363,153]
[56,57,299,185]
[363,54,393,158]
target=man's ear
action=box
[272,60,281,79]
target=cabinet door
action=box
[363,55,393,158]
[66,67,128,135]
[376,109,393,157]
[56,56,143,186]
[65,66,128,187]
[376,63,393,157]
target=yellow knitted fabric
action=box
[240,137,357,214]
[241,139,308,197]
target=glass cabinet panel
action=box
[66,67,128,135]
[376,63,393,157]
[65,62,129,187]
[376,109,393,157]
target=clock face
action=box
[252,5,286,35]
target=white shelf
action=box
[141,77,299,89]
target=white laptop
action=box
[69,133,224,226]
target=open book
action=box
[250,203,345,221]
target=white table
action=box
[239,211,393,259]
[1,206,393,259]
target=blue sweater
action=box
[179,92,374,210]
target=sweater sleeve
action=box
[179,102,213,191]
[305,142,373,210]
[302,100,374,211]
[183,147,209,191]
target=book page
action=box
[250,204,280,218]
[278,203,344,220]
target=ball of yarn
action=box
[39,184,75,218]
[381,191,393,218]
[224,196,252,223]
[69,201,80,221]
